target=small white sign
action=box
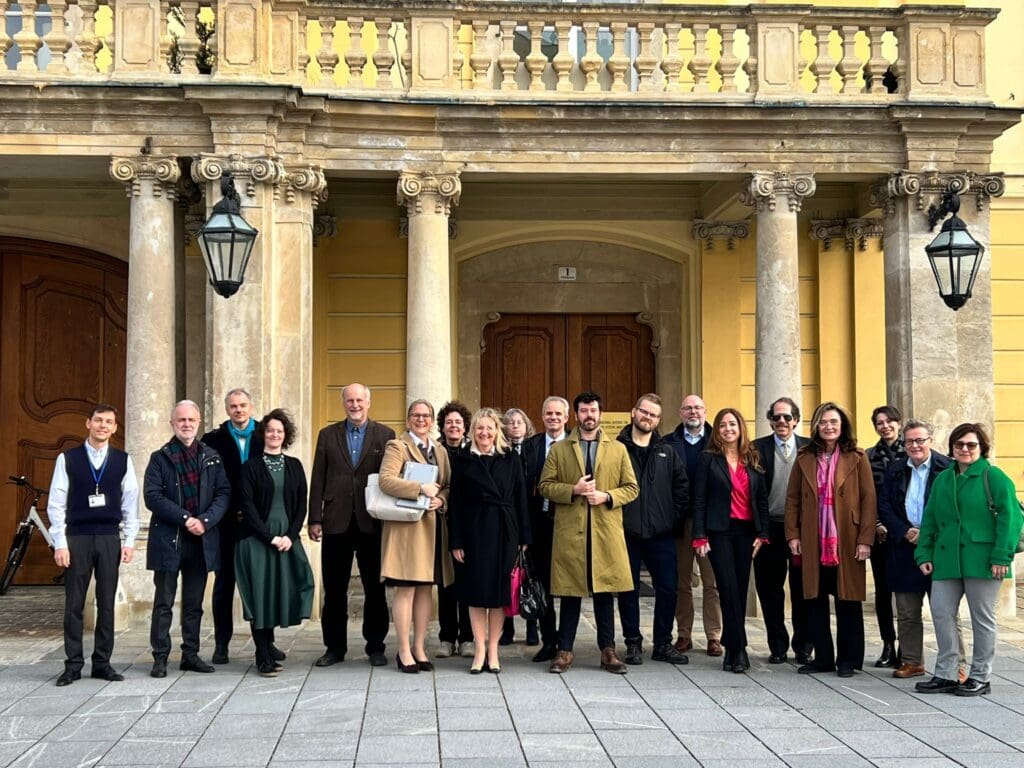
[558,266,577,282]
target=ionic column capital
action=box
[281,165,327,207]
[110,154,181,198]
[809,218,884,252]
[740,171,816,213]
[692,219,751,251]
[871,170,1006,218]
[191,153,286,198]
[397,171,462,217]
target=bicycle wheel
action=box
[0,527,32,595]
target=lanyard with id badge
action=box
[88,453,110,509]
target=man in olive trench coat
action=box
[539,392,639,674]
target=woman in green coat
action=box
[915,422,1022,697]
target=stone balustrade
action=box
[0,1,995,103]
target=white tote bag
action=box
[365,473,425,522]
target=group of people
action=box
[47,385,1022,699]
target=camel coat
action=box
[538,427,639,597]
[784,447,877,602]
[378,432,454,587]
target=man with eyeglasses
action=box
[876,419,965,681]
[615,394,690,665]
[664,394,723,657]
[752,397,812,665]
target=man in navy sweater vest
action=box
[47,404,140,686]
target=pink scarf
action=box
[816,451,840,566]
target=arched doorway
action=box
[0,238,128,585]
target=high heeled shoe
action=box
[396,654,419,674]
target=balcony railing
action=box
[0,1,995,104]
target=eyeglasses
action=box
[410,413,433,420]
[636,408,661,420]
[953,441,979,451]
[770,414,794,423]
[904,437,931,447]
[819,419,841,427]
[681,405,705,412]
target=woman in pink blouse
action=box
[692,408,770,673]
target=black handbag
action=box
[516,551,548,621]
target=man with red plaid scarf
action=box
[144,400,231,678]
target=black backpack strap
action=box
[982,467,997,516]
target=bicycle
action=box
[1,475,53,595]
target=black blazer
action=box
[752,434,810,493]
[200,419,265,518]
[692,452,770,539]
[522,431,568,519]
[239,454,308,545]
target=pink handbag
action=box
[505,560,525,617]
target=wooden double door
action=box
[481,313,655,429]
[0,238,128,585]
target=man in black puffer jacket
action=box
[616,394,690,665]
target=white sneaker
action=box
[457,642,473,658]
[436,641,455,658]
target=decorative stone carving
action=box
[873,170,1006,219]
[110,154,181,197]
[191,153,286,197]
[397,171,461,217]
[313,213,337,246]
[281,165,327,205]
[810,218,884,251]
[183,212,205,246]
[692,219,751,251]
[740,171,816,213]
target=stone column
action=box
[191,154,284,425]
[741,171,816,433]
[109,153,181,621]
[397,171,461,411]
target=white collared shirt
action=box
[684,430,704,445]
[774,435,795,457]
[905,454,933,527]
[47,442,140,550]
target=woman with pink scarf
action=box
[784,402,876,678]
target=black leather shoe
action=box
[798,662,835,675]
[91,666,124,682]
[722,649,735,672]
[624,640,643,665]
[56,669,80,687]
[837,667,855,678]
[256,661,279,677]
[525,621,540,647]
[396,654,419,674]
[150,660,167,678]
[796,651,813,665]
[954,677,991,696]
[368,652,387,667]
[769,654,786,664]
[180,656,215,673]
[212,646,229,665]
[315,651,344,667]
[532,644,557,663]
[874,642,897,668]
[651,644,688,665]
[269,645,286,662]
[415,658,434,672]
[914,676,959,693]
[738,649,750,671]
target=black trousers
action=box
[707,520,755,656]
[438,560,473,644]
[63,533,120,672]
[212,518,238,649]
[870,542,896,644]
[558,593,615,652]
[618,533,678,647]
[321,527,389,656]
[150,536,209,661]
[252,625,274,666]
[753,520,811,657]
[528,507,558,646]
[806,564,865,671]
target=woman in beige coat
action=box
[379,399,453,673]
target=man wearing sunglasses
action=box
[752,397,812,664]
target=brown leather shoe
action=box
[601,647,628,674]
[893,663,926,678]
[674,637,693,653]
[549,650,574,674]
[706,640,724,657]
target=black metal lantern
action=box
[196,175,258,298]
[925,191,985,311]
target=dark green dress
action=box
[235,457,314,629]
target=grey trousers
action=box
[894,591,966,668]
[930,578,1001,683]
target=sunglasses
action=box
[769,414,794,423]
[953,441,979,451]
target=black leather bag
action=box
[516,551,547,621]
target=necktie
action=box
[782,442,791,459]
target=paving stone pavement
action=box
[3,585,1024,767]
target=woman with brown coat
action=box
[379,399,454,673]
[785,402,876,678]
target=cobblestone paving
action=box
[2,585,1024,767]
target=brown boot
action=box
[601,647,628,674]
[549,650,574,674]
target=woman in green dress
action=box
[237,409,315,676]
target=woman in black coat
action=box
[237,409,314,676]
[692,408,769,673]
[449,408,531,674]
